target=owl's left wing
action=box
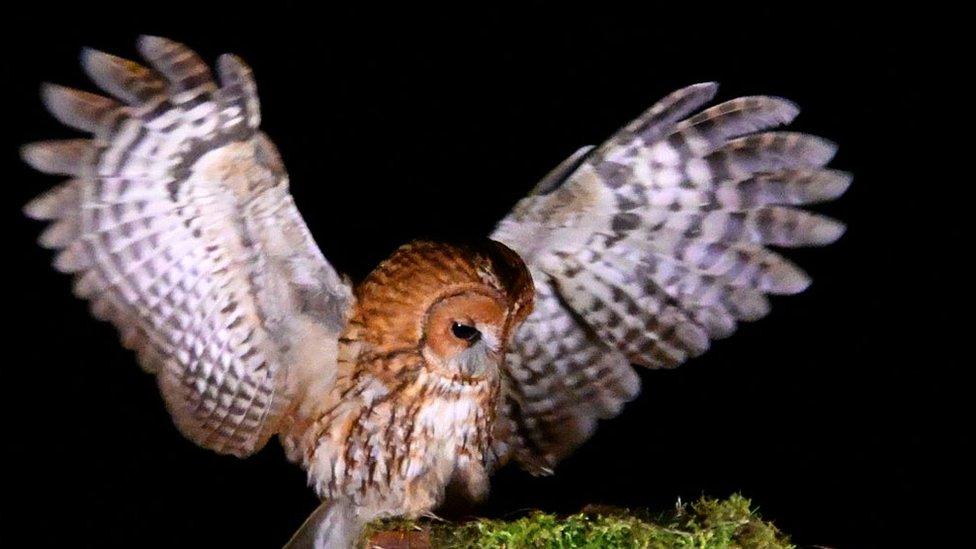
[23,37,352,457]
[491,83,850,473]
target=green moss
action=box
[363,494,793,548]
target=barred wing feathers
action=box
[492,83,850,472]
[23,37,351,457]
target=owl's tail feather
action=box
[284,498,365,549]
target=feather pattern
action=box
[492,83,849,471]
[23,37,351,457]
[493,274,639,474]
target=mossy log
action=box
[360,494,793,548]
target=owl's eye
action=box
[451,322,481,343]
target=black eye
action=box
[451,322,481,343]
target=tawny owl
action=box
[22,37,850,547]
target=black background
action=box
[1,4,960,548]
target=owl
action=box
[22,37,849,548]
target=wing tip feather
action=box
[769,95,801,122]
[39,82,73,125]
[694,81,720,94]
[216,52,247,75]
[808,217,847,246]
[20,142,53,173]
[39,81,64,107]
[691,81,720,103]
[136,34,173,57]
[805,135,839,166]
[79,47,112,73]
[771,267,813,295]
[821,170,853,201]
[22,199,45,220]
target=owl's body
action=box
[22,37,850,547]
[280,242,531,526]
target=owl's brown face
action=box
[422,290,508,380]
[351,240,534,382]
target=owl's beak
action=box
[454,328,501,378]
[477,328,502,354]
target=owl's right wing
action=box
[23,37,352,458]
[491,83,850,474]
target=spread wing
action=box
[23,37,352,457]
[491,83,850,473]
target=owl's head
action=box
[353,240,534,381]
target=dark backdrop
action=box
[1,5,958,548]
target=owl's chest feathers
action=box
[290,339,499,513]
